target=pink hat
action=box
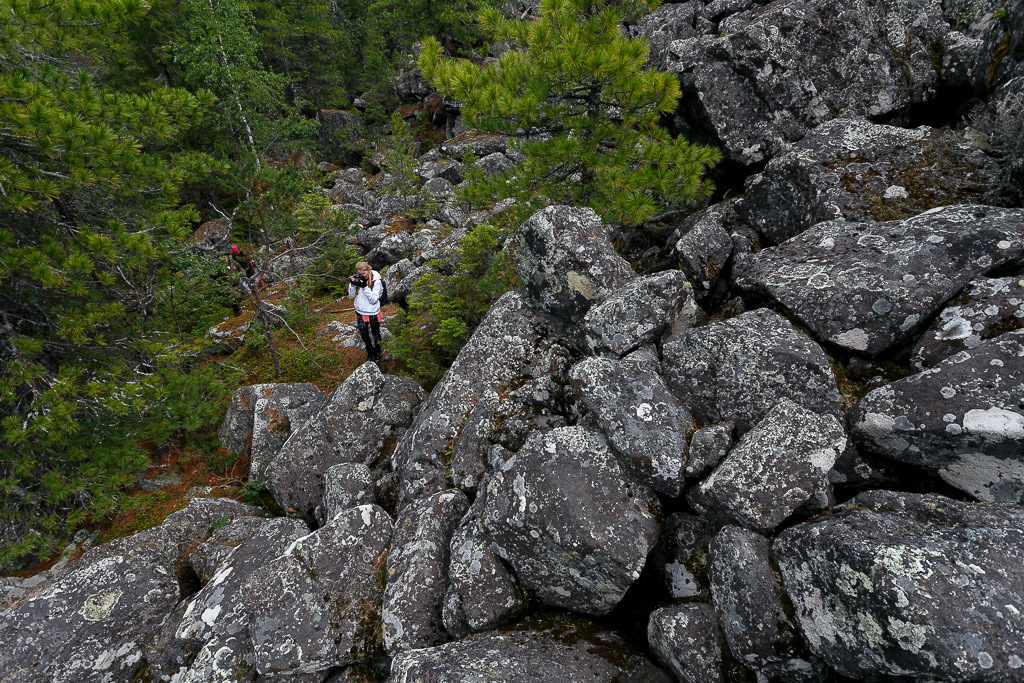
[230,244,239,254]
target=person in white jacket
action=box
[348,261,384,363]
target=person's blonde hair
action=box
[355,261,371,274]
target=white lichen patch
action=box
[963,408,1024,441]
[81,588,124,622]
[833,328,870,351]
[887,616,929,653]
[566,271,595,300]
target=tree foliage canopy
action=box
[418,0,721,225]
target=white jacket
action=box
[349,270,382,316]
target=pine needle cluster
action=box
[418,0,722,225]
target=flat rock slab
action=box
[774,490,1024,681]
[662,307,841,434]
[736,205,1024,356]
[740,118,1003,244]
[910,276,1024,370]
[851,329,1024,503]
[699,398,846,532]
[387,614,672,683]
[481,426,661,615]
[0,551,179,683]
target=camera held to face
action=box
[350,273,368,288]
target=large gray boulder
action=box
[265,363,425,521]
[569,350,694,496]
[709,526,820,682]
[391,289,574,507]
[480,426,661,615]
[387,614,673,683]
[666,0,948,165]
[851,329,1024,503]
[382,489,469,655]
[910,276,1024,370]
[514,205,636,322]
[775,490,1024,681]
[647,602,725,683]
[217,383,326,481]
[0,546,179,682]
[243,505,393,675]
[575,270,697,357]
[697,399,846,532]
[662,307,841,434]
[443,486,528,636]
[736,205,1024,356]
[740,118,1003,245]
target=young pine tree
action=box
[418,0,721,225]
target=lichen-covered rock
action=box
[387,613,673,683]
[568,351,694,496]
[698,399,846,532]
[631,1,703,69]
[666,0,948,165]
[381,489,469,654]
[709,526,819,682]
[155,517,310,681]
[851,329,1024,503]
[481,426,661,615]
[736,205,1024,356]
[243,505,393,675]
[216,383,326,481]
[314,463,376,526]
[910,276,1024,370]
[391,289,573,507]
[685,421,734,479]
[647,602,725,683]
[443,486,528,635]
[662,307,841,434]
[739,119,1003,245]
[0,548,179,682]
[265,363,425,521]
[439,132,509,160]
[575,270,696,357]
[648,513,716,601]
[673,200,739,303]
[774,490,1024,681]
[514,206,636,322]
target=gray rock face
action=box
[662,308,841,434]
[0,548,179,682]
[443,490,528,635]
[243,504,393,675]
[157,517,310,681]
[391,289,573,507]
[631,2,703,69]
[774,490,1024,681]
[514,206,636,322]
[740,118,1003,244]
[647,602,724,683]
[698,399,846,532]
[216,383,326,481]
[265,363,425,521]
[649,513,715,601]
[569,353,694,496]
[387,614,673,683]
[673,199,739,302]
[851,329,1024,503]
[709,526,818,682]
[736,205,1024,356]
[382,489,468,654]
[315,463,376,526]
[575,270,696,357]
[481,426,661,615]
[910,276,1024,370]
[666,0,948,165]
[685,421,734,479]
